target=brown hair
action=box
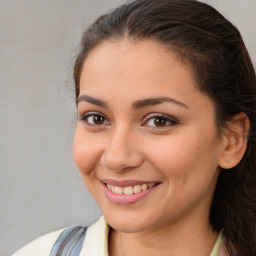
[73,0,256,255]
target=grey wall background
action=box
[1,0,255,255]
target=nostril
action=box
[100,147,143,172]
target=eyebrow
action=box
[76,95,189,110]
[132,97,189,110]
[76,95,109,108]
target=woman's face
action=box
[73,39,224,233]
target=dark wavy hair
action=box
[73,0,256,255]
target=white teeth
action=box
[106,183,156,195]
[124,186,133,195]
[114,186,123,194]
[133,185,142,194]
[141,184,147,191]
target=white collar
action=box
[81,216,109,256]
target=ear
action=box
[218,112,250,169]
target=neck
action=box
[109,213,218,256]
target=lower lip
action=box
[102,183,158,205]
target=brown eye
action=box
[154,118,167,127]
[79,112,109,126]
[93,115,105,124]
[143,114,178,128]
[87,114,107,125]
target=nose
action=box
[100,127,143,172]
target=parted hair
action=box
[73,1,256,255]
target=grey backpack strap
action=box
[50,226,87,256]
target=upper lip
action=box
[100,178,161,187]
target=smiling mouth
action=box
[104,182,159,195]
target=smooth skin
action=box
[73,39,249,256]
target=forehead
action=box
[83,39,183,72]
[80,39,196,94]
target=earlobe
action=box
[218,113,250,169]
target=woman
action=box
[13,0,256,255]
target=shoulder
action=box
[12,216,109,256]
[12,228,64,256]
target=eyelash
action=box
[78,112,178,129]
[142,113,178,128]
[78,112,110,127]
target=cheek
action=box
[144,129,220,179]
[73,127,102,175]
[145,131,221,213]
[146,137,196,173]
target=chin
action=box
[107,218,147,233]
[102,208,157,233]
